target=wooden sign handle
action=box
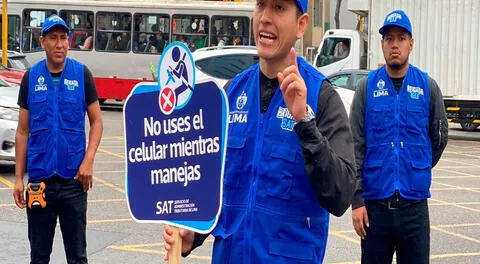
[168,226,182,264]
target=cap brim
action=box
[41,24,70,36]
[379,25,411,36]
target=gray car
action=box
[0,79,19,161]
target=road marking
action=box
[88,218,132,224]
[435,223,480,228]
[442,151,480,159]
[88,198,124,203]
[0,198,125,207]
[434,165,476,169]
[445,143,480,149]
[329,231,360,245]
[95,160,125,164]
[433,175,480,179]
[94,170,125,174]
[432,181,480,194]
[430,201,480,206]
[431,226,480,244]
[436,159,480,168]
[0,176,14,188]
[107,245,212,260]
[332,222,480,234]
[98,148,125,158]
[102,136,124,140]
[93,175,125,194]
[430,252,480,259]
[430,198,480,213]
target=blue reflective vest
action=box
[27,58,86,180]
[212,58,330,263]
[363,65,431,200]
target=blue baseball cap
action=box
[41,14,69,36]
[379,10,412,36]
[295,0,308,14]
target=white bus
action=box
[1,0,255,101]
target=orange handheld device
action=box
[27,182,47,209]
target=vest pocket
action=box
[409,161,431,192]
[27,146,46,169]
[406,104,427,135]
[27,133,47,173]
[268,239,314,262]
[370,105,392,141]
[264,144,295,199]
[363,159,384,191]
[30,96,49,132]
[224,136,247,187]
[66,133,85,170]
[59,96,84,131]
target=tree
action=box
[334,0,342,29]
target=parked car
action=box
[0,50,30,71]
[0,64,25,85]
[327,69,369,114]
[192,46,358,115]
[193,46,259,88]
[0,79,19,162]
[0,50,29,85]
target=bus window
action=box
[96,12,131,53]
[211,16,249,46]
[0,15,21,52]
[133,13,169,54]
[172,15,208,52]
[22,9,57,53]
[60,10,94,51]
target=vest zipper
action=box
[245,115,264,263]
[394,93,400,191]
[53,75,59,174]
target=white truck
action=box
[314,0,480,131]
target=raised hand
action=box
[277,48,307,122]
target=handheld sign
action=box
[124,42,227,234]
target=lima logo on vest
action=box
[236,91,247,110]
[34,75,47,92]
[374,79,389,97]
[229,91,248,124]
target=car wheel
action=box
[460,122,479,131]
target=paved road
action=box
[0,106,479,263]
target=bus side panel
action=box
[94,77,146,101]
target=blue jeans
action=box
[27,175,88,264]
[361,193,430,264]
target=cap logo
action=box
[386,13,402,23]
[48,15,62,22]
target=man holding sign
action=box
[163,0,356,262]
